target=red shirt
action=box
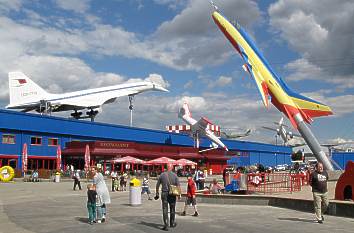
[187,179,196,197]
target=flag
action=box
[56,146,62,171]
[22,143,28,172]
[84,144,90,171]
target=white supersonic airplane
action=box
[6,71,168,121]
[178,102,228,151]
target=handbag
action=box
[166,173,181,196]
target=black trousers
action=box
[161,192,176,227]
[73,179,81,190]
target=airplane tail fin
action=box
[290,94,333,122]
[8,72,48,107]
[178,102,197,125]
[178,102,192,119]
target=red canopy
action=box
[112,156,144,164]
[174,158,197,166]
[145,157,176,165]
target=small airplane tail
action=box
[8,72,48,107]
[178,102,197,126]
[178,102,192,118]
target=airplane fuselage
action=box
[7,81,167,112]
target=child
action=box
[113,177,120,191]
[181,175,199,217]
[141,175,152,200]
[210,178,224,194]
[86,184,97,225]
[120,172,127,191]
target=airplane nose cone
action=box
[153,84,169,92]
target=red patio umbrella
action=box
[174,158,197,166]
[22,143,28,173]
[56,146,62,171]
[145,157,176,165]
[84,144,90,171]
[112,156,144,164]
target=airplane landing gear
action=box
[39,100,52,115]
[86,109,99,122]
[70,110,83,120]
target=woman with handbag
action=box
[155,164,181,231]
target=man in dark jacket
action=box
[309,162,329,223]
[155,164,181,231]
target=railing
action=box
[246,172,305,194]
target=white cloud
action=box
[54,0,91,13]
[144,73,170,88]
[0,0,22,13]
[183,80,193,89]
[284,58,354,91]
[151,0,261,70]
[153,0,188,10]
[269,0,354,88]
[0,0,261,72]
[208,75,232,88]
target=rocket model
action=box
[211,3,334,170]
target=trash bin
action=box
[55,172,60,182]
[129,177,141,206]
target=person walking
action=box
[155,164,181,231]
[110,170,118,192]
[181,175,199,217]
[141,175,152,200]
[309,162,329,224]
[91,166,111,223]
[73,170,82,190]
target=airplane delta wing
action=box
[6,72,168,116]
[51,81,166,110]
[211,10,332,129]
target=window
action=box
[2,134,15,144]
[48,138,59,146]
[31,136,42,145]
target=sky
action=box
[0,0,353,149]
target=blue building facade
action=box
[0,109,292,171]
[332,152,354,170]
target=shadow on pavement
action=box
[75,217,88,223]
[278,217,316,223]
[138,221,165,230]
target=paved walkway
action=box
[0,181,353,233]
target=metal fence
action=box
[246,172,304,194]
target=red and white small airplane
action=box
[178,102,228,151]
